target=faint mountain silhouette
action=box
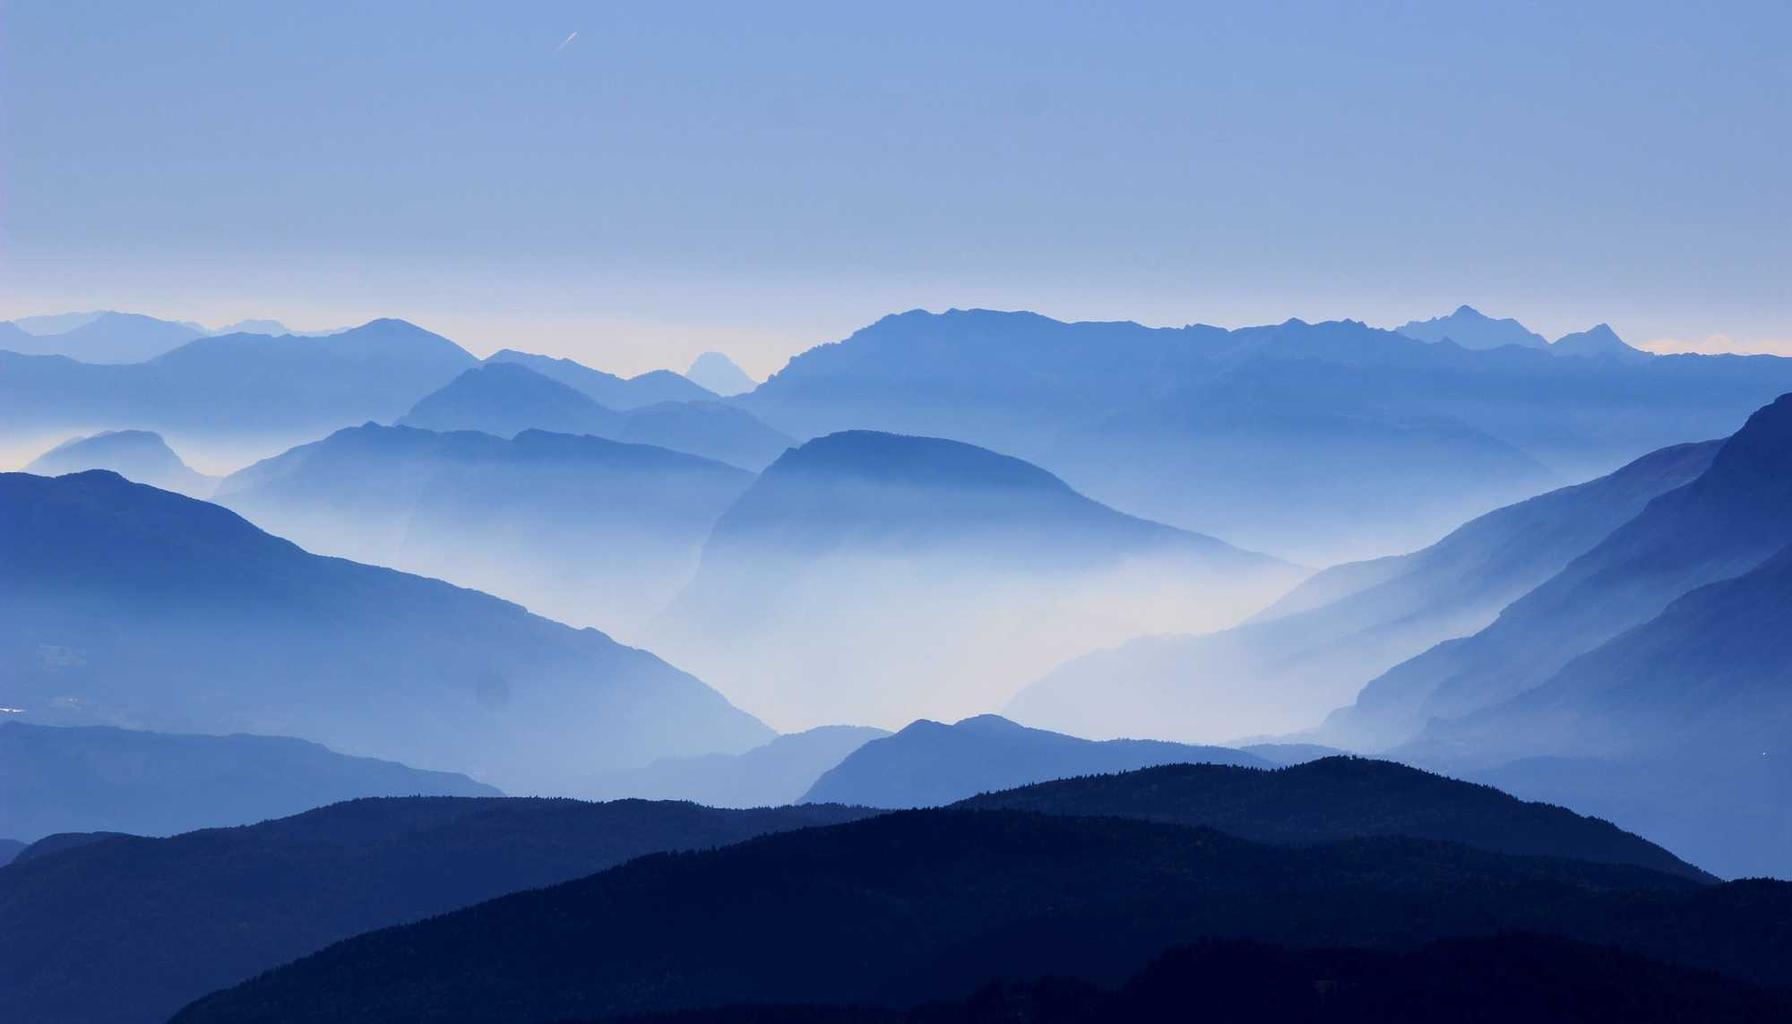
[583,725,890,806]
[403,361,791,468]
[485,349,717,408]
[803,715,1266,808]
[218,423,755,632]
[0,318,477,441]
[28,429,216,497]
[1552,323,1651,362]
[0,721,497,841]
[686,351,757,396]
[0,311,205,363]
[739,310,1792,560]
[1396,304,1550,350]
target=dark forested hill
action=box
[171,809,1792,1024]
[0,797,872,1024]
[954,757,1706,880]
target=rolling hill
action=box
[170,809,1789,1024]
[0,797,872,1024]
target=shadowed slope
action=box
[1009,439,1718,742]
[0,470,770,792]
[0,797,872,1024]
[171,808,1792,1024]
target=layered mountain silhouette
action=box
[955,757,1705,879]
[650,430,1298,728]
[740,311,1792,560]
[0,840,21,868]
[686,350,757,396]
[0,318,476,444]
[1553,322,1651,362]
[1008,439,1720,742]
[217,423,753,631]
[400,361,625,436]
[1395,305,1550,350]
[0,721,496,841]
[1422,543,1792,877]
[0,797,873,1024]
[584,725,890,806]
[802,716,1267,808]
[401,361,792,468]
[1331,393,1792,753]
[169,807,1791,1024]
[0,311,205,363]
[0,470,769,791]
[486,348,717,408]
[26,429,216,496]
[588,935,1792,1024]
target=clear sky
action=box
[2,1,1787,375]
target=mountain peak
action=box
[1396,307,1549,350]
[27,430,213,496]
[686,351,756,396]
[1552,323,1649,361]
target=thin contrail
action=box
[554,31,579,54]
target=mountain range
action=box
[400,361,793,469]
[1284,391,1792,876]
[0,319,476,452]
[1007,438,1720,742]
[802,715,1267,808]
[216,423,754,632]
[649,430,1298,728]
[0,721,496,841]
[1333,393,1792,751]
[739,309,1790,561]
[0,797,873,1024]
[0,311,206,363]
[485,348,719,408]
[0,469,769,792]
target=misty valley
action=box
[1,304,1790,1024]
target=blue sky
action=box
[2,1,1787,374]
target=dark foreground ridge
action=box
[592,935,1792,1024]
[172,809,1790,1024]
[0,797,872,1024]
